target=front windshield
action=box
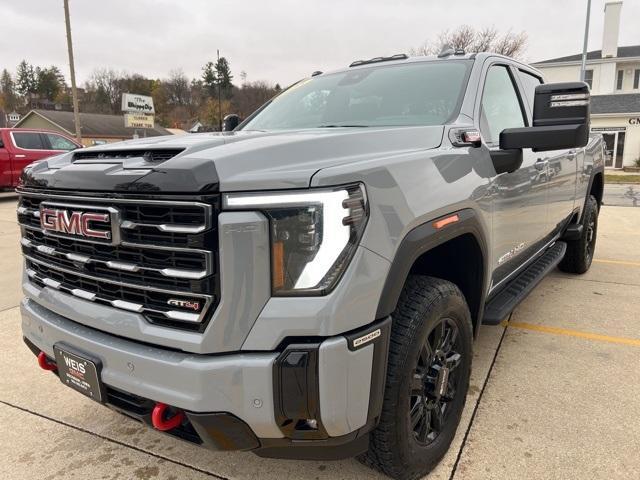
[241,60,472,130]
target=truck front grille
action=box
[17,190,220,332]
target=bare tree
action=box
[165,69,190,107]
[411,25,528,59]
[87,68,121,113]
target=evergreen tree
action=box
[215,57,233,99]
[36,66,66,101]
[0,69,19,111]
[202,57,234,100]
[16,60,37,98]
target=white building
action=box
[532,1,640,169]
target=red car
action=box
[0,128,82,189]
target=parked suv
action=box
[18,52,603,480]
[0,128,81,189]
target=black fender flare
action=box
[375,208,490,332]
[583,164,604,218]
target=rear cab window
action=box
[12,132,46,150]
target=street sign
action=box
[121,93,155,114]
[124,113,155,129]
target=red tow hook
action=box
[37,352,57,372]
[151,402,185,431]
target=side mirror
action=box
[223,114,241,132]
[500,82,590,152]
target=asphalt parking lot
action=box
[0,191,638,480]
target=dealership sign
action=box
[124,113,155,129]
[591,126,626,132]
[121,93,155,114]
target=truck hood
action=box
[21,126,444,193]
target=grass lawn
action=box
[605,174,640,184]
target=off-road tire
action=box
[359,276,473,480]
[559,195,599,274]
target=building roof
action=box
[591,94,640,115]
[15,110,170,138]
[533,45,640,65]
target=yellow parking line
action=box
[500,320,640,348]
[594,259,640,267]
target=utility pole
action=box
[217,49,222,132]
[580,0,592,83]
[63,0,82,143]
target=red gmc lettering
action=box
[40,208,111,240]
[81,213,111,239]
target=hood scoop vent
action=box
[73,149,184,164]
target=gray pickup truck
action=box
[18,51,603,480]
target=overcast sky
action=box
[1,0,638,88]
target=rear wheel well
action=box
[590,172,603,208]
[409,234,484,333]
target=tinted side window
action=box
[517,70,543,117]
[45,133,77,151]
[12,132,45,150]
[480,66,526,144]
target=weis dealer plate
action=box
[53,344,106,403]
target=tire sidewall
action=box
[394,290,473,473]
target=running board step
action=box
[483,241,567,325]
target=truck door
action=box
[516,69,579,236]
[478,63,549,290]
[8,131,49,187]
[0,133,12,188]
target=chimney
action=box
[602,1,623,58]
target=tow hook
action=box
[151,402,185,431]
[37,351,57,372]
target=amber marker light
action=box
[272,241,285,290]
[433,214,460,230]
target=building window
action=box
[584,69,593,90]
[616,70,624,90]
[634,69,640,90]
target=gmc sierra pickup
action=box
[18,51,604,480]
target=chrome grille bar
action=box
[18,204,208,234]
[18,221,212,256]
[24,254,212,299]
[21,239,209,280]
[26,267,201,323]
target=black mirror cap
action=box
[223,114,241,132]
[533,82,590,128]
[500,123,589,152]
[500,81,590,152]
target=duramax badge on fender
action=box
[18,50,604,480]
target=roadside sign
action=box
[124,113,155,129]
[121,93,155,114]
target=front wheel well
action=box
[409,234,484,334]
[590,172,604,208]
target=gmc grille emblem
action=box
[40,207,112,240]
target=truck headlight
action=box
[223,184,368,295]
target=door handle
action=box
[14,154,26,158]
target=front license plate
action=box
[53,344,105,403]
